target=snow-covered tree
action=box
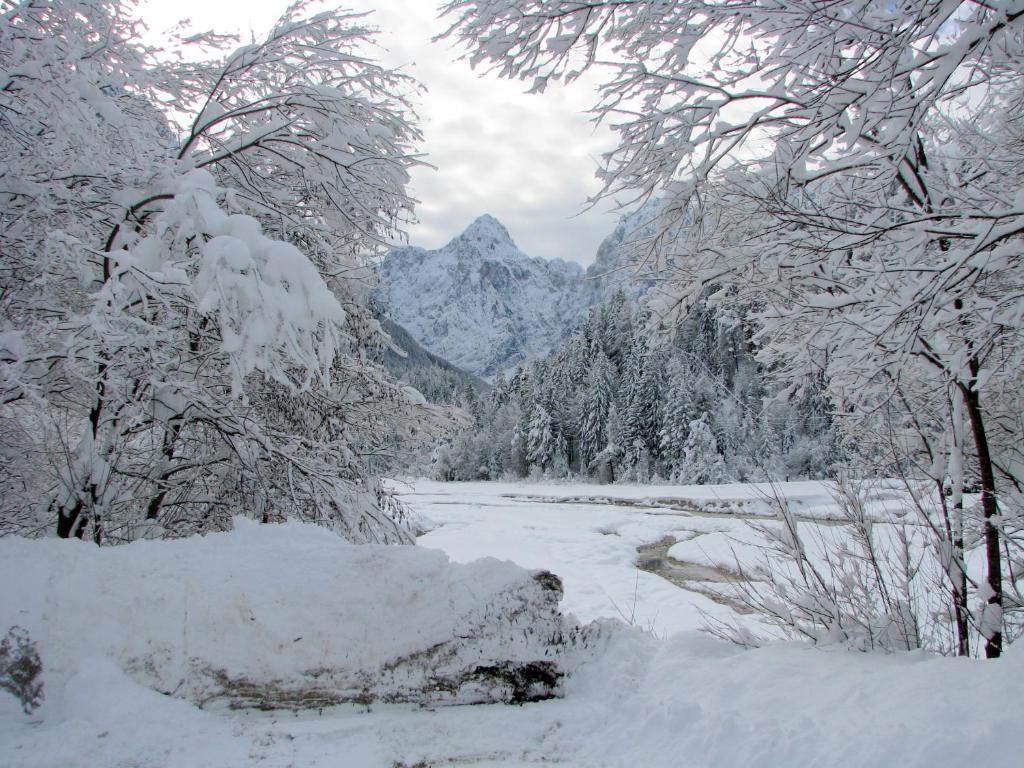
[577,344,617,470]
[441,0,1024,657]
[1,1,422,543]
[659,360,694,479]
[526,404,557,472]
[619,334,663,477]
[677,416,727,486]
[433,286,843,485]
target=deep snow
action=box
[2,479,1021,767]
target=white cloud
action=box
[139,0,621,265]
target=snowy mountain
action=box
[374,316,489,403]
[377,215,595,379]
[580,200,672,306]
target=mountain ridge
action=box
[375,214,644,379]
[375,316,489,403]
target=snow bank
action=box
[496,477,917,522]
[0,518,590,711]
[558,630,1024,768]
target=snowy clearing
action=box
[2,479,1021,767]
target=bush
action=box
[1,626,43,713]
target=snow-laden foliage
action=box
[441,0,1024,655]
[0,1,425,543]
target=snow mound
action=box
[0,519,596,711]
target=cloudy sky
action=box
[141,0,621,266]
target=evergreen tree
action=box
[678,415,728,485]
[577,344,617,471]
[659,360,695,479]
[526,404,556,471]
[619,334,664,477]
[426,290,840,487]
[601,291,634,374]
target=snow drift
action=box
[0,519,593,710]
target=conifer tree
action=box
[678,416,728,485]
[526,404,556,472]
[578,345,617,471]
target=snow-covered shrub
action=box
[701,481,992,655]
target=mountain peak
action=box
[377,211,646,379]
[457,214,515,249]
[378,214,591,378]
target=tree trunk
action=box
[55,360,107,540]
[55,500,83,539]
[944,393,971,657]
[952,504,970,657]
[944,483,971,658]
[145,418,184,521]
[959,376,1003,658]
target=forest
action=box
[434,289,839,484]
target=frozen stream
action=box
[402,478,836,635]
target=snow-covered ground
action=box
[408,478,758,635]
[2,479,1022,767]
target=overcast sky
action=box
[140,0,621,266]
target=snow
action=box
[0,518,576,710]
[408,479,748,634]
[666,524,768,574]
[2,480,1022,767]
